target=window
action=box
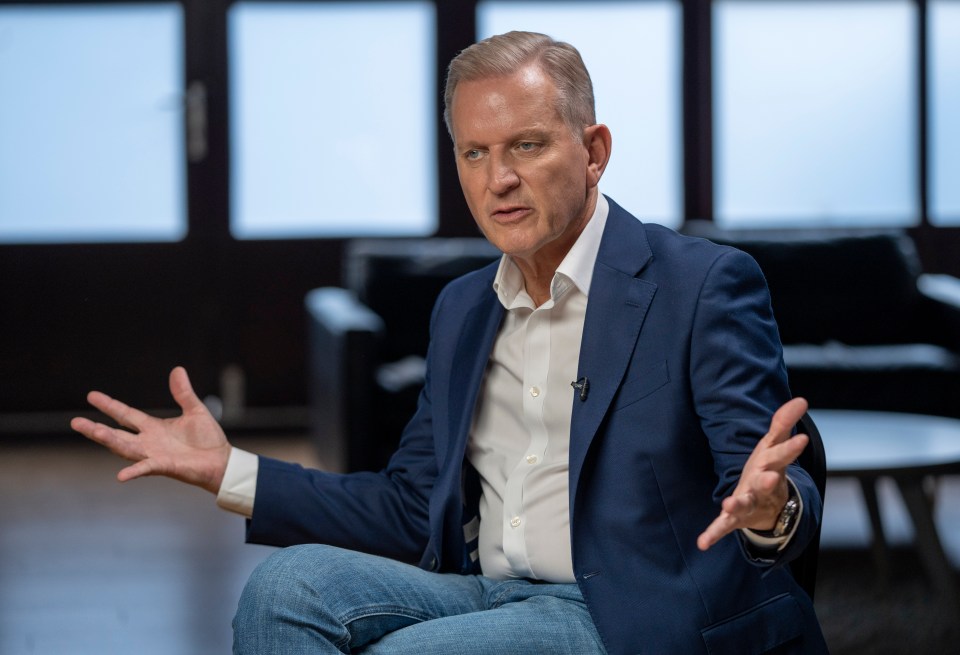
[0,3,186,243]
[228,1,437,239]
[714,1,918,228]
[476,1,682,227]
[929,0,960,225]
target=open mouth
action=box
[491,206,531,223]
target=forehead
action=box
[450,66,564,143]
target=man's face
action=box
[450,65,600,271]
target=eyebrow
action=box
[455,123,556,152]
[513,128,552,142]
[461,128,552,148]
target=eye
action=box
[515,141,541,155]
[464,149,482,161]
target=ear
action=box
[583,123,612,188]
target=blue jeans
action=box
[234,544,607,654]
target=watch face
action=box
[774,498,799,537]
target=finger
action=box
[765,433,810,470]
[697,511,739,551]
[71,416,144,460]
[71,416,117,446]
[762,397,809,446]
[70,416,99,440]
[86,391,151,432]
[169,366,205,414]
[699,488,772,550]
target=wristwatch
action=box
[752,491,800,539]
[770,496,800,538]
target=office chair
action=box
[790,412,827,600]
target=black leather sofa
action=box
[307,228,960,472]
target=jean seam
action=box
[340,604,435,625]
[487,580,527,609]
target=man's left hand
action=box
[697,397,810,551]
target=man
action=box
[72,32,827,654]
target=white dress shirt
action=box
[217,447,257,518]
[467,195,609,582]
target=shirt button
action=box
[526,455,538,465]
[510,516,522,528]
[529,386,540,397]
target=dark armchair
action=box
[683,221,960,419]
[306,238,499,472]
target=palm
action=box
[70,367,231,494]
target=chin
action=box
[489,237,540,260]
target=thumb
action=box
[118,459,154,483]
[169,366,205,414]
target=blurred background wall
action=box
[0,0,957,434]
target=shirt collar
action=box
[492,194,609,309]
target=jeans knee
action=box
[233,545,353,653]
[233,546,325,636]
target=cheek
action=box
[533,160,584,194]
[457,174,483,207]
[537,167,582,204]
[455,164,470,192]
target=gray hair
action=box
[443,31,596,141]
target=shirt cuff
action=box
[741,476,803,552]
[215,447,258,518]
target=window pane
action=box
[930,1,960,225]
[477,1,682,227]
[714,1,918,228]
[0,4,186,243]
[229,2,436,239]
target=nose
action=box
[487,153,520,195]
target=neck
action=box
[513,192,598,307]
[513,261,556,307]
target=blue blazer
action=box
[248,198,828,654]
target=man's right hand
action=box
[70,366,232,495]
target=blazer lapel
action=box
[429,277,503,571]
[569,201,658,509]
[445,290,504,465]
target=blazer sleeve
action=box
[688,247,823,568]
[243,299,448,564]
